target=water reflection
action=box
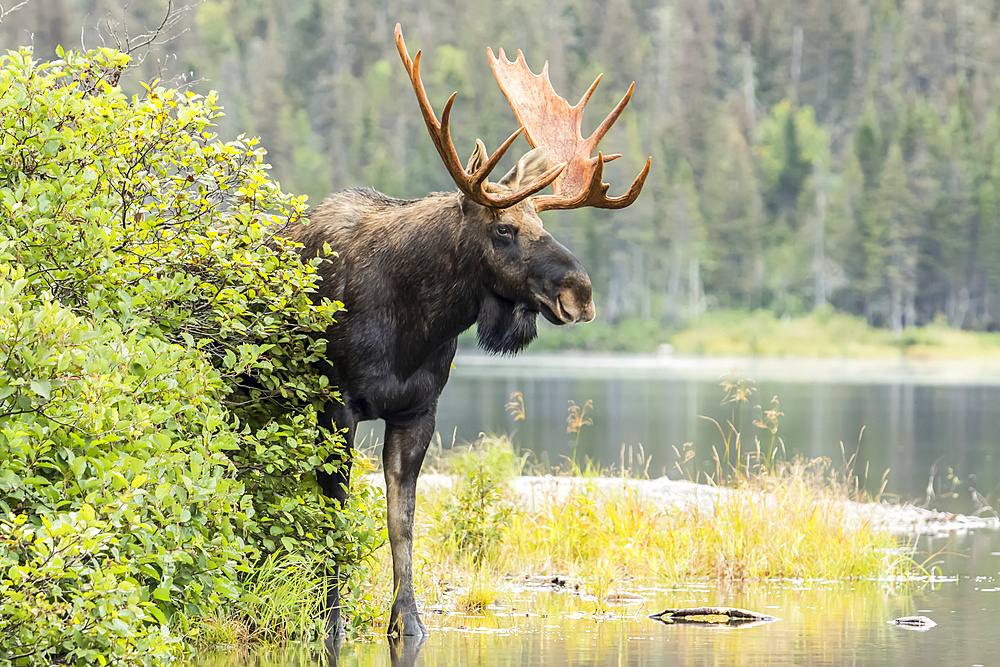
[193,539,1000,666]
[338,580,932,666]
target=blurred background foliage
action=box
[7,0,1000,336]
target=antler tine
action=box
[534,155,651,211]
[535,155,652,211]
[603,156,652,209]
[489,43,652,212]
[395,26,468,193]
[584,81,634,155]
[395,24,562,209]
[575,74,602,121]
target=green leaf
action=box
[146,604,167,625]
[30,379,51,400]
[155,482,173,501]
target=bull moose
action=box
[278,25,650,637]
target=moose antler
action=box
[489,48,652,211]
[395,24,566,209]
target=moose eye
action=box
[495,224,514,239]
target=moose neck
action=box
[375,193,491,359]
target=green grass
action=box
[190,551,330,649]
[530,316,673,352]
[454,565,505,613]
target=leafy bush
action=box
[426,436,522,567]
[0,47,384,665]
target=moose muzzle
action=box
[535,269,595,325]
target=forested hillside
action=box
[8,0,1000,332]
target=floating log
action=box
[890,616,937,629]
[649,606,780,626]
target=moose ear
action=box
[466,139,489,174]
[499,146,549,190]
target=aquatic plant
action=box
[424,435,522,568]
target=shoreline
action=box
[451,351,1000,386]
[370,473,1000,537]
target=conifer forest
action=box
[9,0,1000,333]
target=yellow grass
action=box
[355,381,920,630]
[403,446,917,617]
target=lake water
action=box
[202,527,1000,665]
[336,529,1000,665]
[201,354,1000,666]
[425,353,1000,511]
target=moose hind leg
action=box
[382,412,435,637]
[317,401,357,504]
[317,400,357,637]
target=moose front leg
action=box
[382,412,435,637]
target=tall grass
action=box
[202,381,922,637]
[190,552,329,650]
[414,380,919,611]
[501,458,909,586]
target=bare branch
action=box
[126,0,175,53]
[0,0,33,23]
[93,0,202,76]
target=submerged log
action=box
[649,606,780,626]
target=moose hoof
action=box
[388,608,427,637]
[325,606,345,639]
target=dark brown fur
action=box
[278,153,594,637]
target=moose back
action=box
[276,24,650,637]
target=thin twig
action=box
[0,0,33,23]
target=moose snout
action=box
[534,267,593,325]
[557,272,596,323]
[528,237,595,325]
[576,297,597,323]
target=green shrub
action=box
[0,47,384,665]
[426,436,522,567]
